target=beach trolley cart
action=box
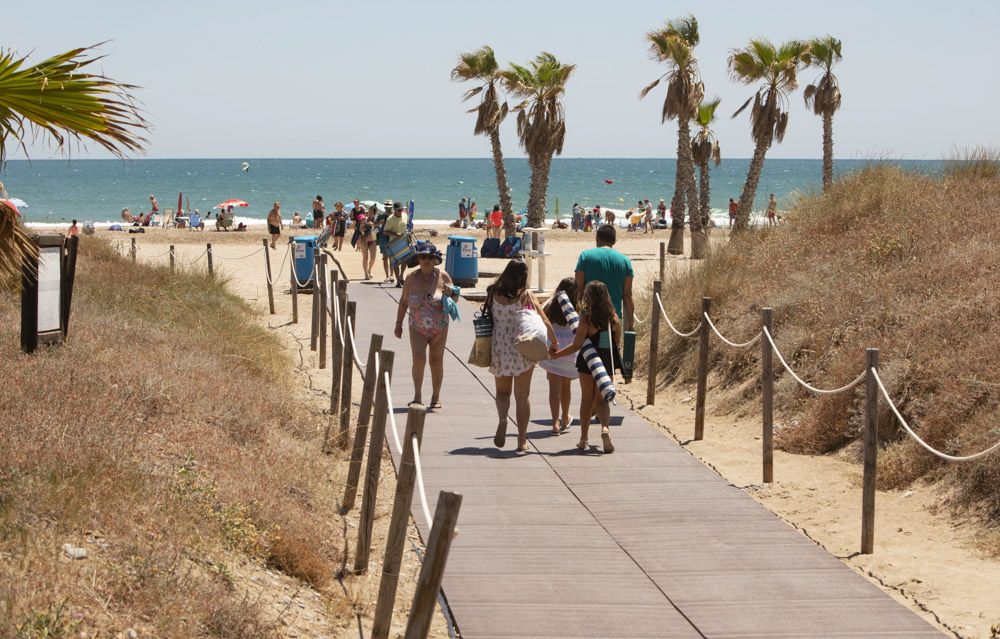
[292,235,318,290]
[445,235,478,288]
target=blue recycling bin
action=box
[445,235,478,288]
[293,235,318,289]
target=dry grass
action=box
[945,144,1000,180]
[636,166,1000,528]
[0,239,342,636]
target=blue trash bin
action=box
[445,235,478,288]
[293,235,318,289]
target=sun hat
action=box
[414,243,442,264]
[392,201,404,211]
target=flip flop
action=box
[429,400,442,410]
[601,430,615,454]
[493,424,506,448]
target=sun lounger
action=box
[188,213,204,230]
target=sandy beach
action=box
[117,223,1000,638]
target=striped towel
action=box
[556,291,615,403]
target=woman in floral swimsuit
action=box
[394,244,456,409]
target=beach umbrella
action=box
[407,200,414,232]
[215,199,249,209]
[6,197,28,209]
[177,192,183,215]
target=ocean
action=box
[2,157,942,228]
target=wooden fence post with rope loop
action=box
[353,350,394,574]
[694,297,711,441]
[342,333,384,511]
[646,280,661,406]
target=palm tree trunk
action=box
[666,146,685,255]
[699,158,711,230]
[527,153,551,228]
[735,140,769,231]
[490,128,516,237]
[822,113,833,192]
[679,119,705,259]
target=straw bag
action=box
[468,300,493,368]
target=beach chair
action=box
[163,208,175,228]
[216,212,234,231]
[82,221,96,236]
[188,213,204,230]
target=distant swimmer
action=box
[241,162,250,173]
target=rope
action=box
[762,327,865,395]
[654,294,702,338]
[871,368,1000,462]
[264,245,290,286]
[328,278,346,348]
[214,247,265,261]
[632,312,647,326]
[703,312,762,348]
[186,248,208,265]
[384,370,403,455]
[291,262,315,289]
[411,434,434,530]
[345,316,366,378]
[141,248,172,259]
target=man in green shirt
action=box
[575,224,634,327]
[384,201,409,286]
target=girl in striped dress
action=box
[549,281,620,453]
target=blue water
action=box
[1,158,942,224]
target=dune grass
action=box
[0,239,349,636]
[635,165,1000,530]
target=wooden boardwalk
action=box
[347,281,942,638]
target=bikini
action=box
[408,269,449,341]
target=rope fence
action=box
[645,251,1000,555]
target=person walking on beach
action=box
[354,211,377,280]
[540,277,579,435]
[458,197,468,229]
[267,202,283,249]
[767,194,778,227]
[575,224,634,328]
[572,203,581,232]
[333,202,347,250]
[548,281,620,453]
[488,260,558,452]
[384,201,409,286]
[394,244,456,409]
[657,198,667,224]
[643,199,654,234]
[488,204,503,239]
[728,198,738,228]
[312,195,325,229]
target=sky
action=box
[5,0,999,160]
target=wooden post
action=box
[288,238,298,323]
[646,280,661,406]
[310,247,320,351]
[694,297,711,441]
[130,237,137,262]
[659,241,665,283]
[404,491,463,639]
[761,308,774,483]
[372,405,426,639]
[337,278,348,328]
[262,239,275,315]
[354,350,394,574]
[206,243,214,277]
[318,256,329,369]
[169,245,175,272]
[861,348,879,554]
[61,236,79,336]
[328,274,342,418]
[337,301,356,450]
[342,333,384,511]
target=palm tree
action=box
[500,53,575,228]
[803,36,842,192]
[728,39,809,230]
[451,46,515,236]
[641,16,706,258]
[691,99,721,229]
[0,44,147,284]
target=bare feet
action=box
[493,422,506,448]
[551,418,561,435]
[516,436,529,452]
[576,440,587,450]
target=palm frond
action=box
[0,200,36,288]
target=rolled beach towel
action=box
[556,291,615,403]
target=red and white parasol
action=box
[215,199,249,209]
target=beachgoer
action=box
[549,280,620,453]
[572,203,581,232]
[67,219,79,237]
[607,209,615,225]
[487,260,558,452]
[121,207,133,223]
[767,194,777,226]
[539,277,579,435]
[333,202,347,250]
[384,201,409,286]
[657,198,667,222]
[312,195,325,229]
[728,198,738,228]
[489,204,503,239]
[267,202,282,248]
[149,194,159,215]
[394,244,456,408]
[584,210,594,232]
[575,224,634,328]
[469,200,478,225]
[373,205,392,281]
[354,212,377,280]
[291,211,302,228]
[643,199,654,234]
[458,197,468,229]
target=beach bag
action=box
[468,312,493,367]
[387,233,416,266]
[514,309,549,362]
[480,237,501,258]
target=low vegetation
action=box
[0,240,347,636]
[638,165,1000,532]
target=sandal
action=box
[429,399,442,410]
[601,430,615,454]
